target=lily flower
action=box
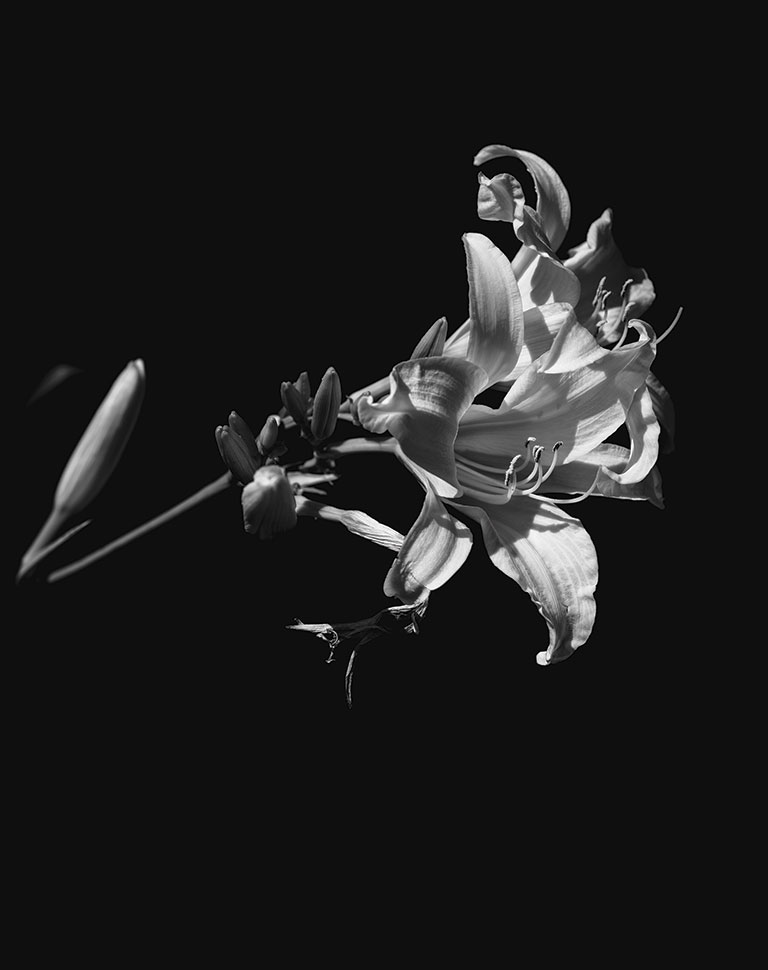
[357,232,660,665]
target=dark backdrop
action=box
[10,61,701,756]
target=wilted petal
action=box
[645,371,676,454]
[474,145,571,251]
[242,466,297,538]
[456,496,598,665]
[464,232,525,385]
[339,510,405,552]
[357,356,487,498]
[564,208,655,334]
[384,488,473,605]
[455,316,656,470]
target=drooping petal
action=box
[645,371,676,454]
[601,385,660,486]
[357,356,487,498]
[454,495,598,664]
[476,173,557,260]
[474,145,571,251]
[564,208,655,336]
[384,487,473,605]
[464,232,525,385]
[454,315,656,471]
[539,444,664,508]
[445,302,574,385]
[512,245,580,312]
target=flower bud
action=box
[216,425,261,484]
[310,367,342,442]
[409,317,448,360]
[294,371,311,407]
[227,411,260,459]
[257,415,281,455]
[242,466,297,538]
[280,381,309,428]
[54,359,146,516]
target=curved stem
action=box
[46,472,235,584]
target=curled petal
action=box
[357,356,487,498]
[384,488,473,605]
[464,232,525,385]
[474,145,571,251]
[455,496,598,664]
[477,173,557,259]
[564,208,655,335]
[601,385,660,486]
[540,444,664,508]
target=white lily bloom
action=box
[358,231,660,665]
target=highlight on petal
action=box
[357,356,487,498]
[455,315,656,472]
[384,488,473,605]
[444,303,576,385]
[511,245,580,313]
[564,208,655,335]
[474,145,571,251]
[455,495,598,665]
[464,232,524,385]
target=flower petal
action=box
[564,208,656,335]
[384,487,473,605]
[540,444,664,508]
[357,356,487,498]
[511,245,580,313]
[455,315,656,470]
[464,232,525,385]
[474,145,571,251]
[600,385,660,486]
[455,495,598,664]
[476,172,557,260]
[645,371,676,454]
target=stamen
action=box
[539,441,563,485]
[655,306,683,345]
[546,470,601,504]
[592,276,608,310]
[515,448,545,495]
[613,278,637,350]
[504,454,522,490]
[518,445,544,485]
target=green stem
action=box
[46,472,234,584]
[17,518,92,583]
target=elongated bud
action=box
[295,371,311,407]
[228,411,260,459]
[409,317,448,359]
[311,367,342,442]
[242,466,297,538]
[216,425,261,484]
[280,381,309,428]
[257,415,281,455]
[54,359,146,516]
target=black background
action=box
[8,36,708,783]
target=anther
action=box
[515,448,545,495]
[504,454,522,490]
[539,441,564,485]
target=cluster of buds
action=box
[280,367,342,445]
[214,411,285,485]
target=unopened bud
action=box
[294,371,311,407]
[409,317,448,360]
[54,359,146,516]
[242,466,297,538]
[257,415,281,455]
[216,425,261,484]
[280,381,309,428]
[228,411,259,459]
[311,367,342,442]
